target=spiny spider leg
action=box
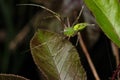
[76,32,80,46]
[67,17,71,27]
[17,3,67,28]
[72,5,85,26]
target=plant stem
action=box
[111,42,119,66]
[77,32,100,80]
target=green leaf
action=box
[0,74,29,80]
[30,29,86,80]
[84,0,120,47]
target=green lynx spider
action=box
[17,4,94,38]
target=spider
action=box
[17,3,94,42]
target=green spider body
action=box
[64,23,88,37]
[64,27,76,37]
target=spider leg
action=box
[75,37,79,46]
[61,36,71,41]
[17,4,67,28]
[67,36,70,40]
[67,17,71,27]
[72,5,85,26]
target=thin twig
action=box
[9,25,30,51]
[111,42,119,66]
[77,32,100,80]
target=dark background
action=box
[0,0,118,80]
